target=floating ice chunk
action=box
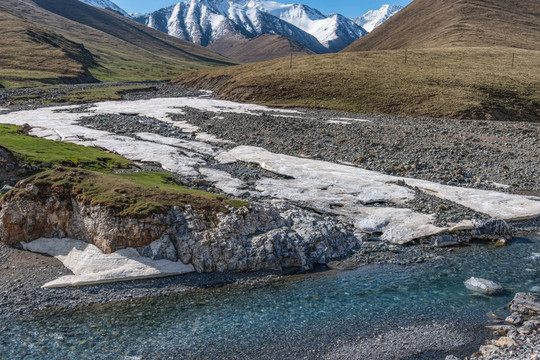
[22,238,194,288]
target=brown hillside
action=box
[175,47,540,121]
[208,34,314,63]
[1,0,233,85]
[0,8,96,86]
[345,0,540,51]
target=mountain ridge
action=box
[207,33,314,62]
[79,0,128,16]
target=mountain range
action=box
[79,0,401,54]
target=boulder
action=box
[485,325,516,336]
[494,336,517,348]
[471,219,513,241]
[432,234,459,247]
[478,345,498,357]
[509,292,540,315]
[505,313,524,325]
[465,277,503,295]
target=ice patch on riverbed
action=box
[90,97,300,124]
[22,238,194,288]
[1,99,540,246]
[221,146,540,242]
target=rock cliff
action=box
[0,179,362,272]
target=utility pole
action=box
[404,49,408,64]
[290,52,293,70]
[512,53,515,68]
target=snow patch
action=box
[199,168,253,197]
[22,238,194,288]
[354,4,403,32]
[222,146,540,243]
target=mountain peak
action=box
[354,4,402,32]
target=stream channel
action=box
[1,234,538,359]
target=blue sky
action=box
[115,0,413,18]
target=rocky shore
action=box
[446,292,540,360]
[0,240,286,319]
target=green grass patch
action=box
[9,168,247,218]
[0,125,248,217]
[0,124,130,171]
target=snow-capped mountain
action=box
[79,0,129,17]
[132,0,367,53]
[354,5,402,33]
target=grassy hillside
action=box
[0,0,234,86]
[208,34,314,63]
[175,47,540,121]
[345,0,540,51]
[0,9,96,88]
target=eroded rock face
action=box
[0,186,361,272]
[471,219,514,241]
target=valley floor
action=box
[0,83,539,359]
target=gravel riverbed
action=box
[169,108,539,196]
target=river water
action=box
[1,235,539,360]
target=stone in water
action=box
[464,277,503,295]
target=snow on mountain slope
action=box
[78,0,128,16]
[244,0,366,50]
[354,4,402,32]
[133,0,366,53]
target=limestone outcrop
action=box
[0,181,361,273]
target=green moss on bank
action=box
[11,168,247,218]
[0,124,131,170]
[0,125,248,218]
